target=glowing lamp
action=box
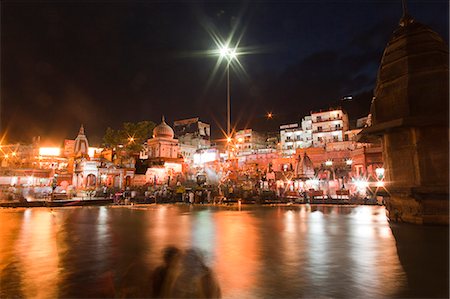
[325,160,333,166]
[375,181,385,187]
[354,179,368,191]
[219,46,228,57]
[346,159,353,165]
[375,167,385,178]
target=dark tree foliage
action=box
[103,121,155,154]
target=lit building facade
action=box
[311,108,349,147]
[173,117,211,165]
[173,118,211,148]
[279,116,313,157]
[235,129,266,156]
[143,117,183,186]
[70,125,135,189]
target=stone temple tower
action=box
[364,4,449,224]
[74,124,89,157]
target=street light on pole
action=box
[218,45,237,137]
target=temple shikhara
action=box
[363,6,449,224]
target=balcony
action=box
[312,127,343,133]
[312,116,343,123]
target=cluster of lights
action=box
[324,159,354,166]
[353,177,369,192]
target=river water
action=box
[0,205,448,298]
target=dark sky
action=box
[1,1,448,145]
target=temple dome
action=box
[153,116,174,139]
[370,13,449,130]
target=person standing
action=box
[103,185,108,199]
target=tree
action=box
[103,121,156,155]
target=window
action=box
[335,124,341,129]
[333,135,339,141]
[318,126,323,132]
[318,137,323,142]
[344,134,349,141]
[286,136,291,141]
[316,116,322,122]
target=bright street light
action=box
[217,44,238,137]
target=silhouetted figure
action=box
[151,246,181,298]
[153,247,221,298]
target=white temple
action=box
[144,116,183,185]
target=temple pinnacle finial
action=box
[402,0,408,17]
[399,0,414,27]
[79,124,85,135]
[162,115,165,123]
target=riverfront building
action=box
[142,117,183,185]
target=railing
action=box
[312,116,343,123]
[312,127,343,133]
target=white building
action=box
[279,116,313,157]
[311,108,349,147]
[143,116,183,185]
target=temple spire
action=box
[162,115,166,123]
[78,124,85,136]
[402,0,408,17]
[399,0,414,27]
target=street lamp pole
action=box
[227,62,231,136]
[218,45,236,138]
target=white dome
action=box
[153,116,174,139]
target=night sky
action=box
[1,1,448,145]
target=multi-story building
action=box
[234,129,266,156]
[311,108,349,147]
[173,117,211,164]
[173,117,210,148]
[279,116,313,157]
[265,131,280,149]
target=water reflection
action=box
[0,205,448,298]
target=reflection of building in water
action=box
[213,213,259,298]
[15,209,62,298]
[141,117,183,185]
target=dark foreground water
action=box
[0,205,448,298]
